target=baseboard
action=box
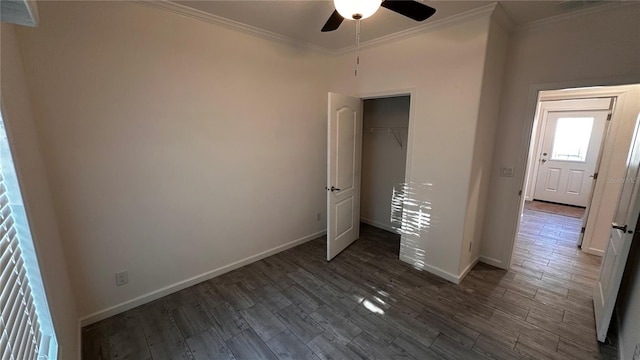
[399,254,464,284]
[478,255,507,269]
[583,247,605,257]
[79,230,326,327]
[458,256,480,283]
[360,217,396,233]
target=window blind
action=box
[0,118,57,359]
[0,175,43,360]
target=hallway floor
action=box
[82,208,617,359]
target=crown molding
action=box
[491,3,515,34]
[333,2,498,55]
[516,1,639,34]
[136,0,333,56]
[136,0,499,57]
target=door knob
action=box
[612,223,628,232]
[541,159,547,163]
[543,152,548,156]
[329,186,340,192]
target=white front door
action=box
[534,110,609,206]
[594,116,640,342]
[327,92,362,261]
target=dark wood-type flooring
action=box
[82,207,617,359]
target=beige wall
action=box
[480,4,640,267]
[15,1,332,321]
[460,15,508,274]
[361,96,409,232]
[331,13,493,281]
[9,1,640,353]
[0,23,79,359]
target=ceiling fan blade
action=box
[380,0,436,21]
[321,10,344,32]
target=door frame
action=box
[357,88,416,254]
[503,81,638,269]
[525,98,613,204]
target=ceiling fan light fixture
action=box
[333,0,381,20]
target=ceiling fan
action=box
[321,0,437,32]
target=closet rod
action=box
[367,127,406,148]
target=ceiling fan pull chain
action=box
[355,19,361,76]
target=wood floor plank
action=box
[415,309,479,349]
[452,309,518,350]
[307,332,365,360]
[389,333,444,360]
[287,268,325,291]
[276,304,325,343]
[138,300,175,334]
[205,301,250,341]
[225,329,278,360]
[309,305,362,345]
[562,309,595,330]
[430,334,490,360]
[186,328,236,360]
[254,283,293,313]
[514,336,564,360]
[280,284,325,314]
[313,284,360,315]
[502,289,564,322]
[403,287,462,319]
[239,303,287,342]
[172,303,213,338]
[266,330,321,360]
[347,331,409,360]
[525,308,597,350]
[220,283,258,311]
[472,334,524,360]
[194,281,228,306]
[379,307,439,348]
[347,304,401,345]
[163,288,198,311]
[490,309,560,351]
[556,337,603,360]
[108,329,151,360]
[82,325,111,360]
[146,325,194,360]
[81,213,613,360]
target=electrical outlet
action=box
[501,167,514,177]
[316,212,321,221]
[115,271,129,286]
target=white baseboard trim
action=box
[360,217,396,233]
[399,254,465,284]
[79,230,326,327]
[478,255,507,269]
[458,257,480,283]
[583,247,605,257]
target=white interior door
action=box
[534,110,608,206]
[594,116,640,342]
[327,92,362,261]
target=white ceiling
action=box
[170,0,610,51]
